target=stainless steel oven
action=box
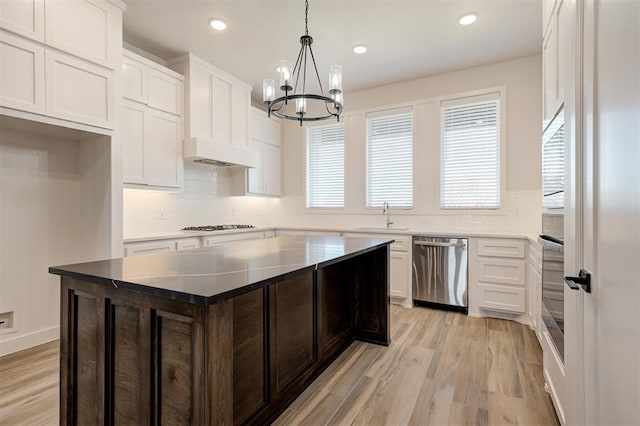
[539,233,565,361]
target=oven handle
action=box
[414,241,466,248]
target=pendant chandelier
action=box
[263,0,343,125]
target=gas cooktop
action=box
[181,225,256,232]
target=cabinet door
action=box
[542,23,557,127]
[122,56,147,103]
[45,50,114,129]
[231,85,249,148]
[0,31,45,113]
[145,109,181,188]
[147,69,182,116]
[188,62,214,139]
[266,117,281,147]
[250,108,266,141]
[0,0,44,42]
[45,0,120,69]
[211,75,231,144]
[264,143,281,196]
[390,251,409,299]
[247,140,266,195]
[122,101,146,184]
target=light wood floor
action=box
[0,306,559,426]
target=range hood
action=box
[183,137,258,168]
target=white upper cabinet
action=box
[45,0,121,69]
[167,54,252,148]
[233,107,282,197]
[45,49,114,128]
[0,0,124,130]
[0,31,45,114]
[121,49,184,188]
[0,0,45,42]
[542,0,567,127]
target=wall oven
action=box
[539,232,565,361]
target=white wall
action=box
[123,162,278,237]
[0,126,112,356]
[277,55,543,235]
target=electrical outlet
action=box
[159,211,165,220]
[232,208,239,217]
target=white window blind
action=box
[366,109,413,208]
[441,94,500,208]
[306,123,345,208]
[542,118,565,208]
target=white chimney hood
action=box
[183,137,258,168]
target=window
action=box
[440,93,501,209]
[542,115,564,208]
[366,109,413,208]
[306,123,345,208]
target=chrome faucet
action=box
[383,201,393,228]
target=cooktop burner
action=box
[181,225,256,232]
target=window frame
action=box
[365,106,416,211]
[303,120,346,211]
[438,87,507,211]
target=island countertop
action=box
[49,236,393,305]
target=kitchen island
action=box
[49,236,391,425]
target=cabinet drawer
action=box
[477,258,525,286]
[176,237,201,251]
[477,283,525,313]
[390,236,409,252]
[124,240,175,256]
[0,31,45,114]
[477,238,526,258]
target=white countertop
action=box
[124,226,540,244]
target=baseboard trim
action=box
[0,326,59,357]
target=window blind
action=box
[542,120,564,208]
[366,110,413,208]
[306,123,345,208]
[441,95,500,208]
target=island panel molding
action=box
[52,236,391,425]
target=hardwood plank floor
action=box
[0,306,559,426]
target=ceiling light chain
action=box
[263,0,343,126]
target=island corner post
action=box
[52,237,391,425]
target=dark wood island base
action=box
[52,237,391,425]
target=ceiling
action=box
[123,0,542,106]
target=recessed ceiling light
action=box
[208,18,227,31]
[459,12,478,26]
[352,45,367,54]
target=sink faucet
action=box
[383,201,394,228]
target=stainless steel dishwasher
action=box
[412,236,468,312]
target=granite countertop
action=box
[50,236,393,305]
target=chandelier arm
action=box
[302,44,308,95]
[292,44,305,94]
[307,45,325,95]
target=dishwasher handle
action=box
[414,240,466,248]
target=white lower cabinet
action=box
[390,251,409,299]
[471,238,527,315]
